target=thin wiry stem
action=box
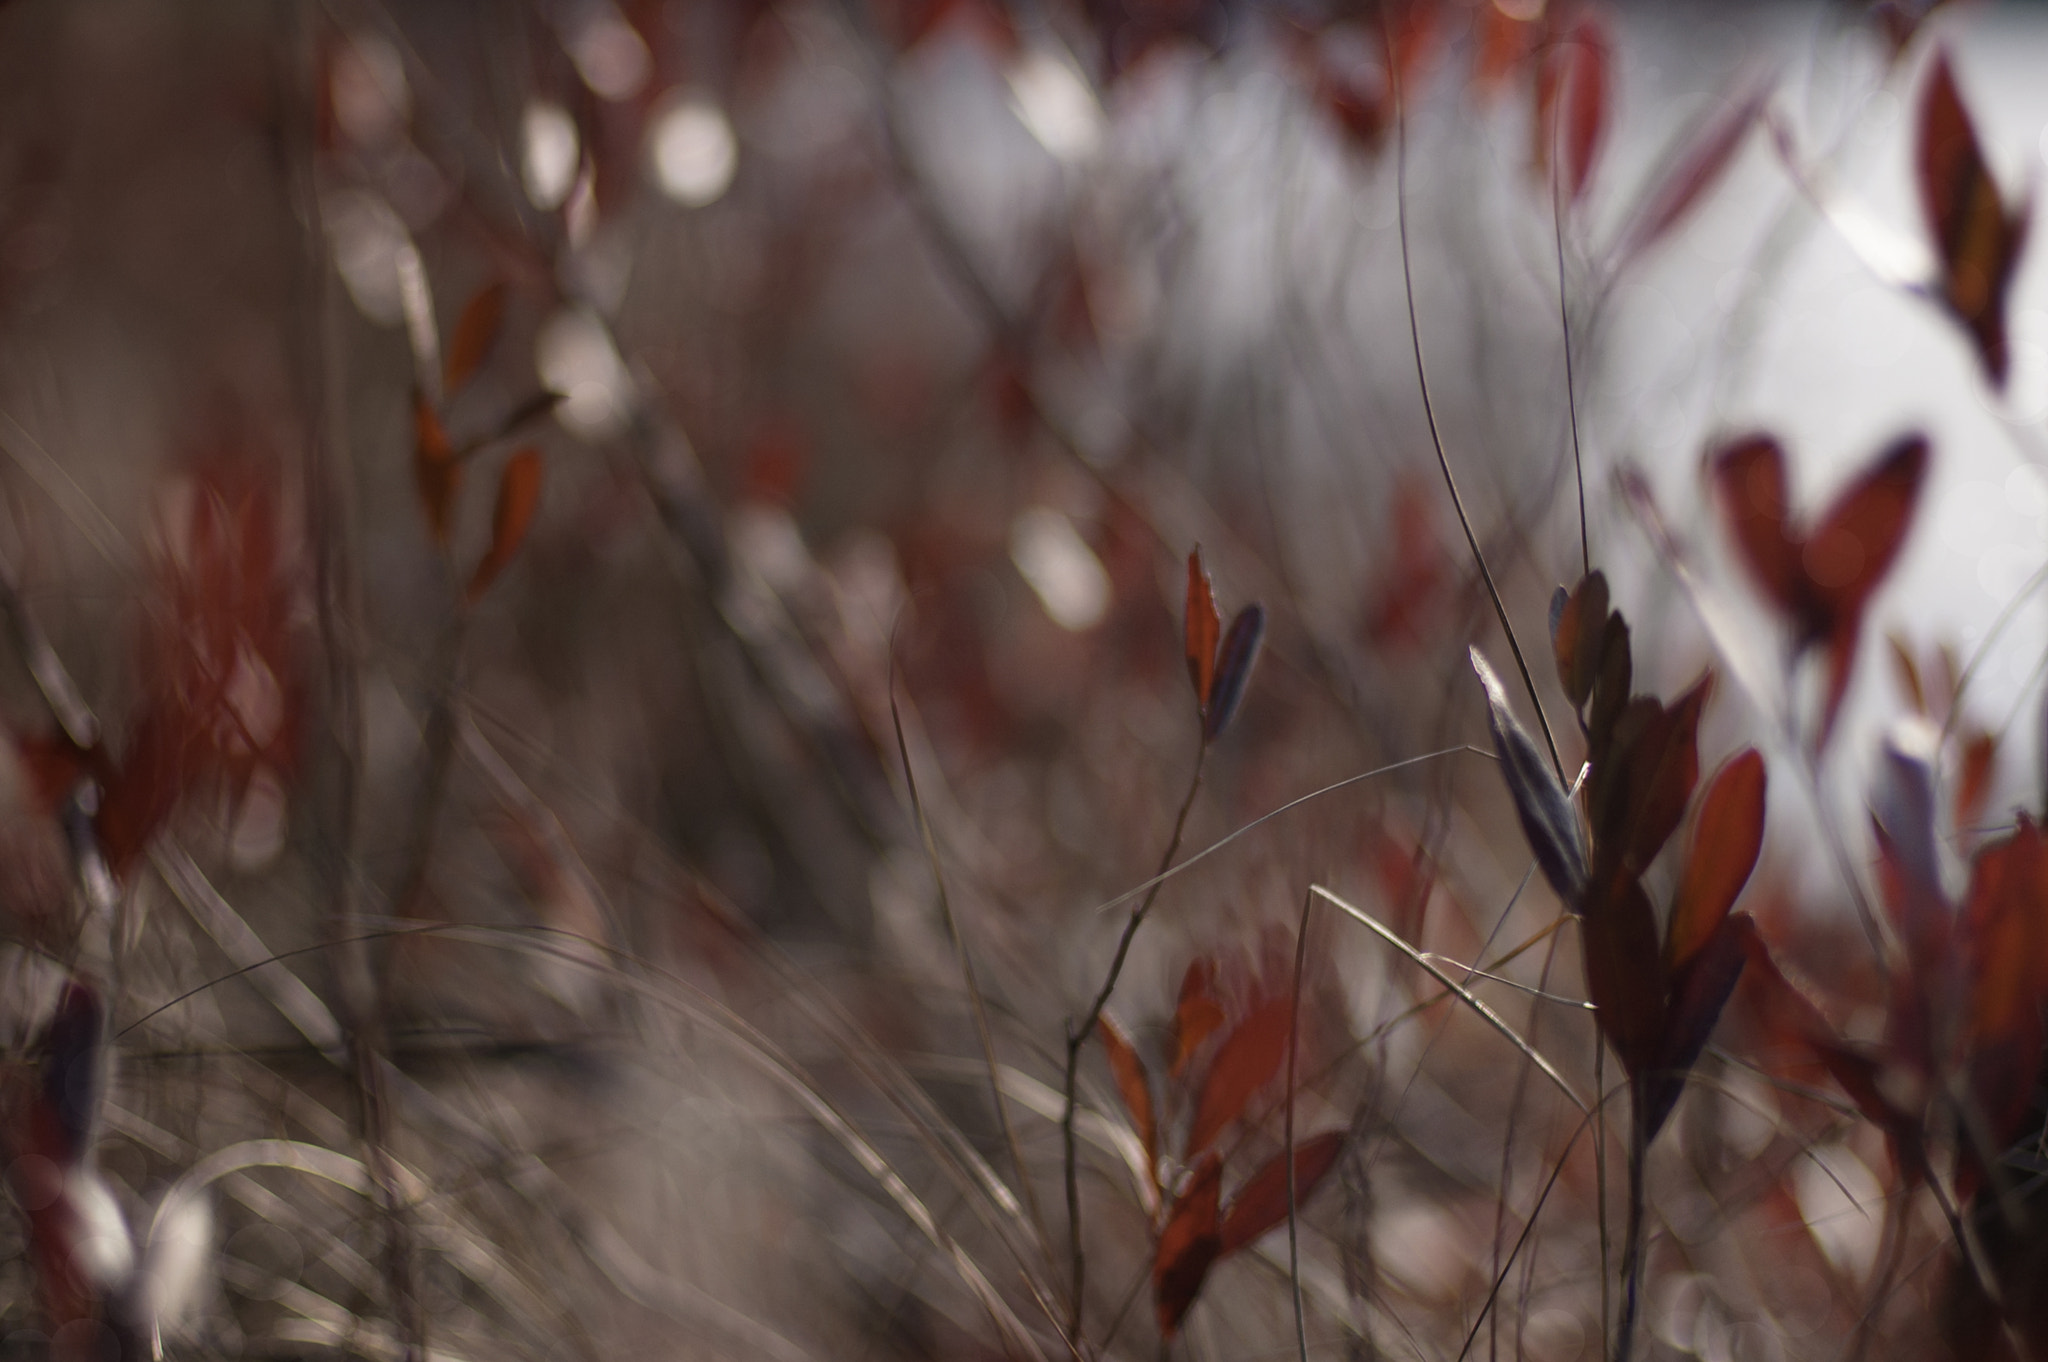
[1062,740,1206,1340]
[1389,17,1565,783]
[1287,887,1314,1362]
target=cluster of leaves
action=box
[1101,952,1344,1338]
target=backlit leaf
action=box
[1100,1015,1157,1200]
[466,448,543,603]
[1916,49,2029,388]
[1154,1154,1223,1339]
[1558,13,1611,205]
[1961,817,2048,1149]
[1185,548,1220,711]
[1186,992,1293,1156]
[1581,867,1666,1077]
[1668,749,1766,971]
[1472,647,1587,906]
[414,393,461,550]
[1173,957,1226,1078]
[444,280,508,395]
[1551,570,1610,711]
[1641,911,1751,1142]
[1708,435,1800,616]
[1203,604,1265,742]
[1614,82,1766,266]
[1217,1130,1346,1254]
[1955,729,1996,831]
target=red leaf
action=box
[1185,548,1220,712]
[1590,675,1711,880]
[1186,992,1294,1156]
[1559,14,1611,204]
[1802,435,1928,627]
[1961,817,2048,1150]
[1203,604,1265,742]
[1615,82,1766,265]
[1471,1,1538,100]
[1173,957,1226,1078]
[444,280,507,395]
[1708,435,1801,616]
[1641,912,1751,1142]
[1668,750,1767,971]
[414,393,461,551]
[1217,1130,1346,1255]
[1550,570,1610,710]
[1955,729,1997,831]
[466,448,543,603]
[1581,867,1667,1077]
[1100,1016,1158,1201]
[1916,49,2030,387]
[1154,1154,1223,1339]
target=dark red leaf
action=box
[1559,14,1611,204]
[1187,992,1294,1156]
[1916,49,2030,387]
[1581,867,1667,1077]
[1802,435,1928,625]
[466,448,543,603]
[1550,570,1610,711]
[1640,912,1751,1142]
[1203,604,1265,742]
[1955,729,1997,831]
[414,393,460,551]
[1217,1130,1347,1255]
[1101,1015,1158,1200]
[1154,1154,1223,1339]
[1185,548,1220,712]
[444,280,507,395]
[1591,675,1711,879]
[1473,647,1588,906]
[1708,435,1801,616]
[1668,750,1766,971]
[1961,817,2048,1150]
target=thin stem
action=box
[1062,739,1207,1340]
[1390,17,1565,782]
[1613,1096,1648,1362]
[1287,887,1314,1362]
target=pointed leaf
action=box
[1217,1130,1347,1255]
[1888,633,1928,715]
[1668,750,1766,971]
[1472,647,1587,905]
[1203,604,1265,741]
[1803,434,1928,623]
[1916,49,2029,387]
[1551,570,1610,711]
[444,280,508,394]
[1581,867,1667,1077]
[1185,548,1220,711]
[1961,816,2048,1148]
[413,393,460,550]
[466,448,543,603]
[1559,14,1611,204]
[1100,1015,1158,1200]
[1154,1154,1223,1339]
[1173,957,1226,1078]
[1708,434,1800,617]
[1592,675,1712,878]
[1186,993,1294,1156]
[1640,912,1752,1142]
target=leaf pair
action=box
[413,281,547,603]
[1916,50,2030,389]
[1184,548,1265,743]
[1708,433,1928,747]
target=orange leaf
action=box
[1217,1130,1346,1255]
[414,393,460,550]
[1185,548,1220,711]
[1172,958,1226,1078]
[444,280,508,395]
[1153,1154,1222,1339]
[465,448,543,603]
[1186,993,1293,1156]
[1668,750,1767,971]
[1916,49,2030,388]
[1100,1016,1158,1201]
